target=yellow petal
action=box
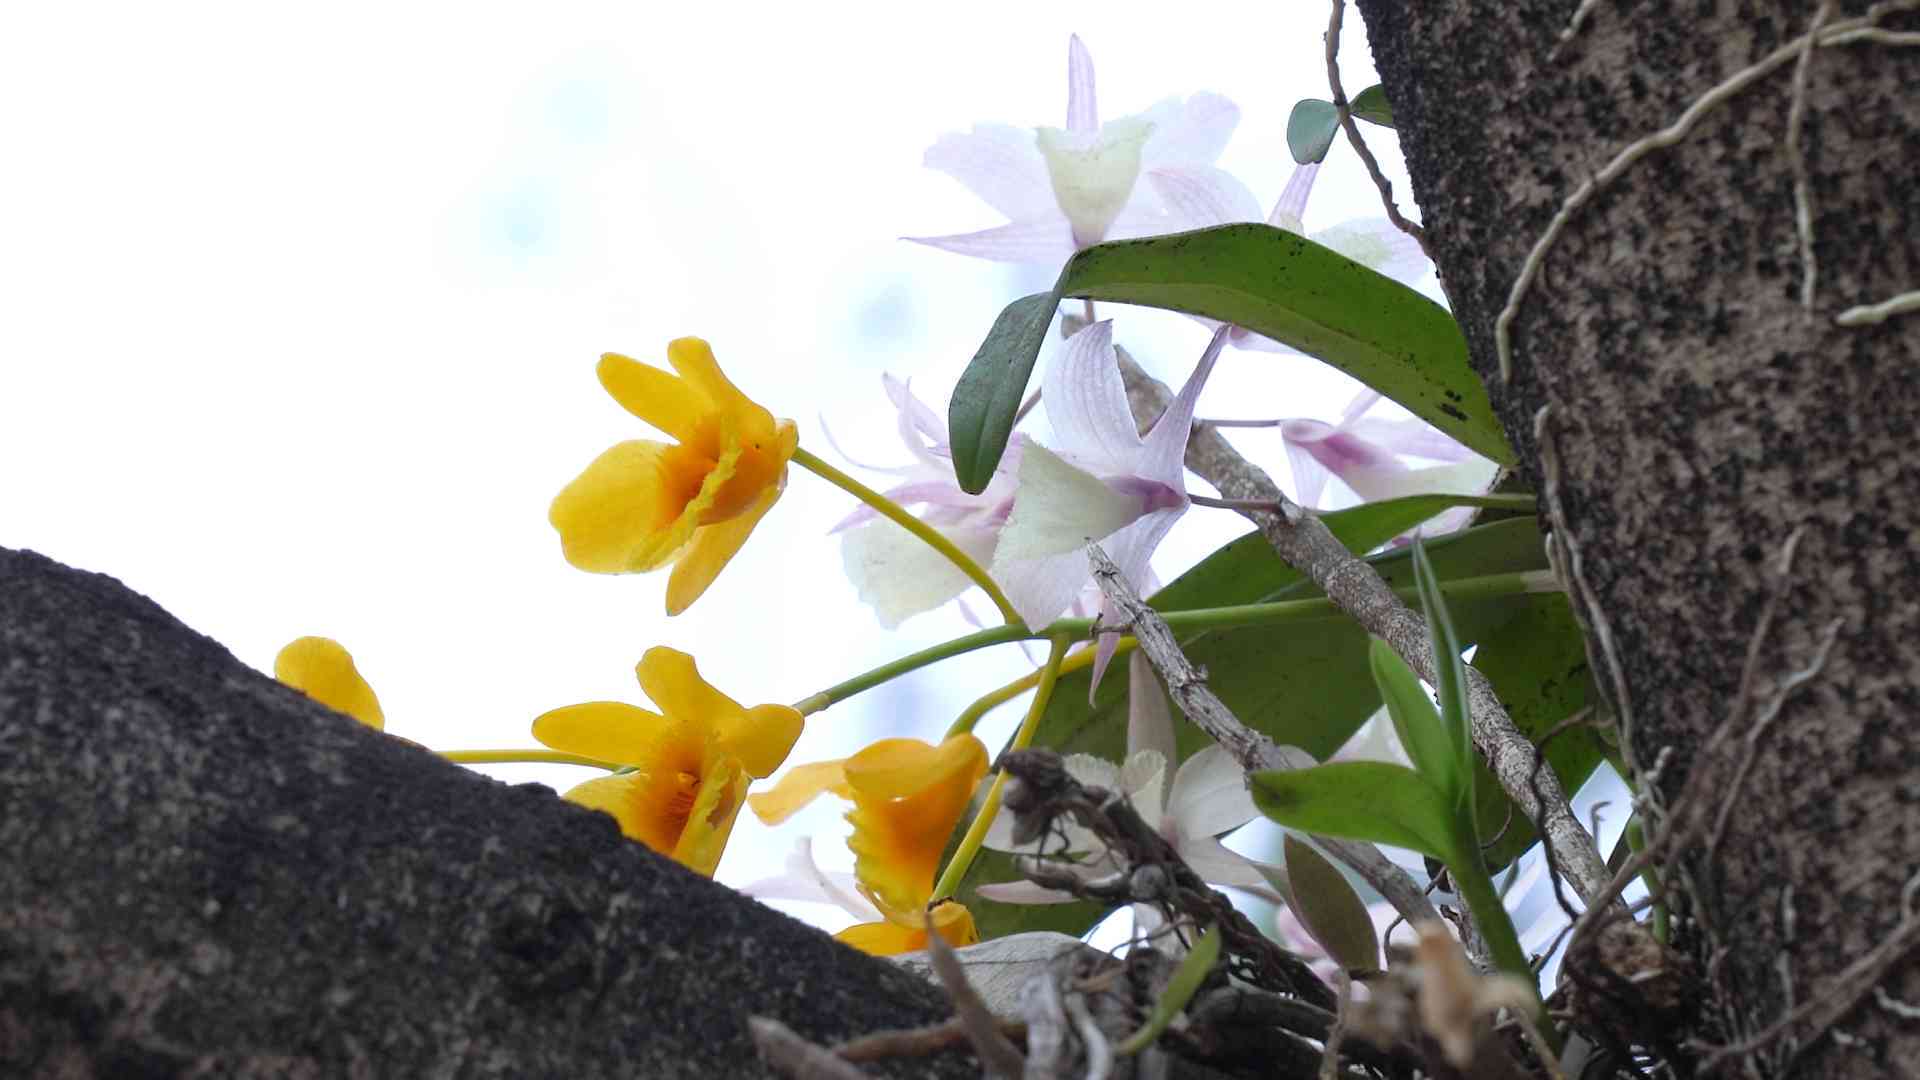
[274,636,385,731]
[635,647,800,777]
[843,735,989,917]
[672,756,749,877]
[597,353,708,447]
[843,734,989,801]
[665,337,767,432]
[664,476,785,615]
[835,919,928,956]
[531,701,669,763]
[549,440,704,573]
[834,901,977,957]
[747,759,851,825]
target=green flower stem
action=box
[944,637,1140,738]
[794,570,1550,718]
[441,749,623,770]
[931,634,1072,904]
[1627,817,1669,943]
[791,445,1022,626]
[1446,838,1539,990]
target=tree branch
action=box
[1115,352,1615,908]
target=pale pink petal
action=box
[1127,652,1180,773]
[1312,217,1432,284]
[1178,836,1280,894]
[992,546,1089,631]
[1166,744,1258,837]
[976,879,1086,904]
[1268,162,1322,233]
[923,124,1057,222]
[1343,457,1499,504]
[1044,321,1145,469]
[1146,166,1264,232]
[1344,416,1474,462]
[906,218,1077,263]
[842,520,1000,629]
[1066,35,1098,134]
[1139,325,1230,485]
[1283,427,1337,508]
[1338,389,1384,428]
[816,411,914,477]
[1086,622,1125,701]
[739,838,882,922]
[1142,91,1240,166]
[1101,202,1180,242]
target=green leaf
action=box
[1412,538,1475,815]
[1369,637,1457,801]
[1350,84,1394,128]
[1467,593,1611,870]
[1251,762,1466,864]
[1277,835,1381,972]
[1054,224,1514,464]
[1287,99,1341,164]
[946,291,1057,494]
[1117,923,1221,1055]
[962,517,1550,941]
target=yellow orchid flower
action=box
[534,647,803,878]
[274,636,385,730]
[750,733,988,955]
[550,337,799,615]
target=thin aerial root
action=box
[1786,2,1834,309]
[1836,290,1920,326]
[1327,0,1430,256]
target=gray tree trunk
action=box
[1356,1,1919,1075]
[0,547,979,1078]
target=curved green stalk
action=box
[441,748,623,770]
[931,634,1072,903]
[944,637,1139,738]
[792,445,1022,626]
[793,571,1550,719]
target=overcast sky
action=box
[0,2,1459,926]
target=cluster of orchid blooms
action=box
[273,37,1500,967]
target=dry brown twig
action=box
[1325,0,1429,258]
[1115,353,1617,910]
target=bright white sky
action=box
[0,3,1471,927]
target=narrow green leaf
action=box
[1055,224,1515,464]
[946,291,1057,494]
[1350,84,1394,128]
[1411,538,1475,816]
[1287,99,1341,164]
[1117,923,1222,1055]
[1368,637,1458,801]
[1250,762,1465,864]
[1277,836,1381,973]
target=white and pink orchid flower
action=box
[1282,388,1499,537]
[990,322,1222,680]
[909,35,1261,263]
[834,375,1023,628]
[980,653,1275,903]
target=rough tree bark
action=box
[1355,1,1919,1076]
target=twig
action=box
[1317,975,1352,1080]
[1084,541,1442,931]
[834,1016,1027,1063]
[1836,290,1920,326]
[1115,354,1617,909]
[925,914,1028,1078]
[1786,2,1834,309]
[1326,0,1430,257]
[1494,1,1920,381]
[749,1017,873,1080]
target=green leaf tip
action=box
[947,291,1058,494]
